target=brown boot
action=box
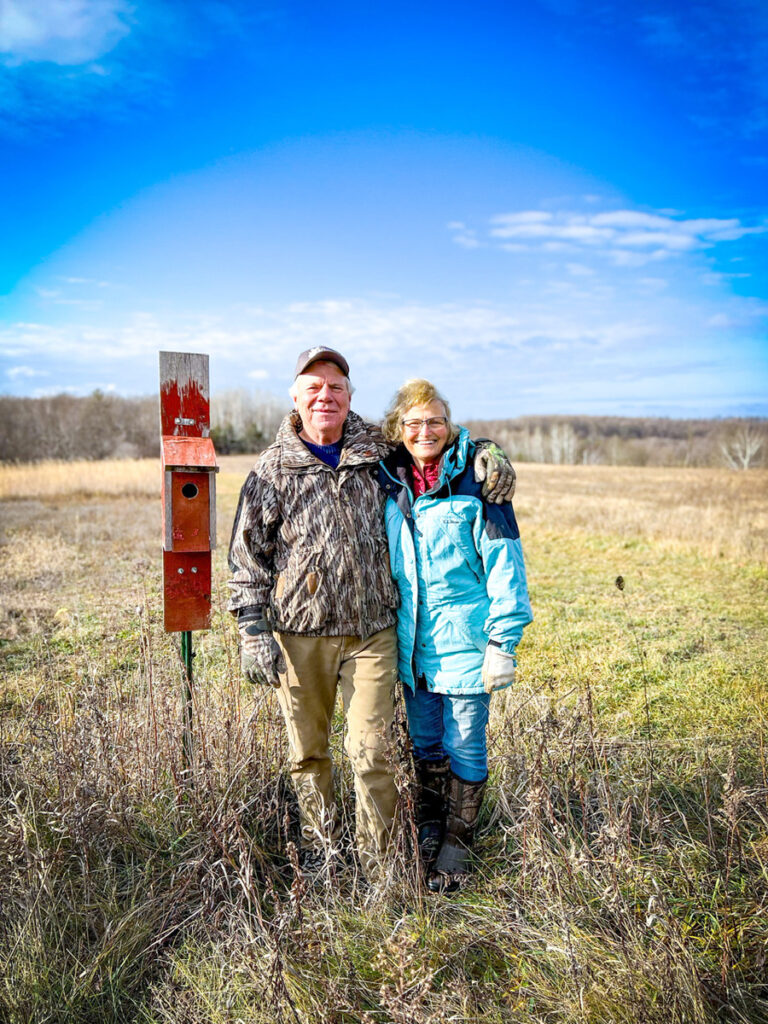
[413,756,450,872]
[428,772,487,894]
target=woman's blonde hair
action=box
[382,379,459,444]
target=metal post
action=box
[180,630,194,774]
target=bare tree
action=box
[721,425,765,470]
[211,389,290,454]
[549,422,579,464]
[529,426,546,463]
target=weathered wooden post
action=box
[159,352,219,774]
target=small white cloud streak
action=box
[62,276,111,287]
[481,207,766,264]
[453,234,481,249]
[6,364,48,379]
[492,211,553,225]
[619,231,696,250]
[707,314,734,328]
[446,222,481,249]
[608,248,671,267]
[590,210,676,229]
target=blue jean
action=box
[403,685,491,782]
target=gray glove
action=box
[473,441,516,503]
[238,607,285,687]
[481,642,516,693]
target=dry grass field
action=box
[1,457,767,1023]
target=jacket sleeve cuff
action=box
[488,637,517,655]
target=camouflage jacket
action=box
[227,410,399,638]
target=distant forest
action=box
[463,414,766,469]
[0,390,765,469]
[0,390,289,464]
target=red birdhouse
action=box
[159,352,219,632]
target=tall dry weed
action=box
[0,458,159,499]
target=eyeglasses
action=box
[401,416,448,432]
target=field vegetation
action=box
[1,457,767,1023]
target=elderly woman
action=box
[378,379,532,892]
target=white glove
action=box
[481,643,516,693]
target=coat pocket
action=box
[272,552,328,631]
[444,602,488,654]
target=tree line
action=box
[462,414,766,469]
[0,391,764,468]
[0,389,289,463]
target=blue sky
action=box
[1,0,766,421]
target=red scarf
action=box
[412,460,440,497]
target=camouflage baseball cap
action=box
[294,346,350,379]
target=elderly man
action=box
[228,347,514,880]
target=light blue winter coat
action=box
[377,428,533,695]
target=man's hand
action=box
[238,607,285,687]
[481,643,516,693]
[473,441,516,503]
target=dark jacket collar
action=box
[278,410,391,470]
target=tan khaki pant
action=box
[274,626,398,878]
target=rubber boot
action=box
[428,771,487,894]
[413,756,450,872]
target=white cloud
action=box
[1,290,764,416]
[0,0,132,66]
[492,211,553,226]
[590,211,660,229]
[618,230,696,251]
[707,314,734,328]
[608,248,670,268]
[6,364,48,379]
[0,298,639,369]
[0,2,259,131]
[453,234,481,249]
[470,207,766,267]
[62,276,111,287]
[447,221,481,249]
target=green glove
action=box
[473,441,516,503]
